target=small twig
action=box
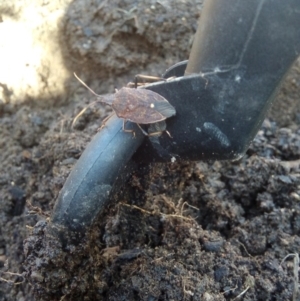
[120,203,194,221]
[0,271,24,285]
[222,284,238,295]
[280,253,299,301]
[151,253,175,264]
[233,286,250,300]
[182,276,194,299]
[161,195,177,211]
[26,201,50,218]
[180,201,199,216]
[233,275,255,300]
[237,241,253,258]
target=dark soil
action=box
[1,1,300,300]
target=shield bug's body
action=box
[112,87,175,124]
[74,74,176,136]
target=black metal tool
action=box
[49,0,300,243]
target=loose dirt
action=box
[1,1,300,300]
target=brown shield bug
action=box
[73,73,176,136]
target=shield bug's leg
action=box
[121,119,149,137]
[122,119,136,137]
[72,101,99,128]
[127,74,176,87]
[136,123,149,136]
[147,121,172,138]
[148,130,172,138]
[122,120,150,137]
[97,113,115,131]
[134,74,166,88]
[137,123,172,137]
